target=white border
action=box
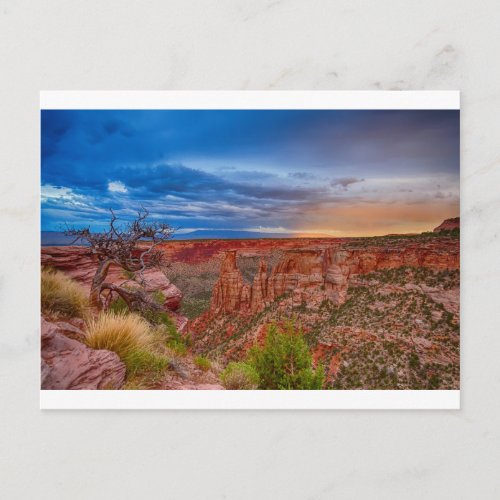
[40,90,460,110]
[40,91,460,410]
[41,390,460,410]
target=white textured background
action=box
[1,1,499,498]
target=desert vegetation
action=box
[345,228,459,249]
[85,311,171,378]
[219,322,325,390]
[220,362,260,389]
[248,322,325,389]
[162,259,220,319]
[41,267,89,318]
[65,208,173,312]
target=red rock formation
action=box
[250,259,268,312]
[41,318,126,390]
[41,246,183,311]
[268,250,325,301]
[324,248,351,304]
[210,251,249,315]
[156,237,348,264]
[433,217,460,232]
[51,320,87,343]
[208,239,460,316]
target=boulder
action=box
[142,270,183,311]
[54,321,86,343]
[41,318,126,390]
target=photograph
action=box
[40,92,460,405]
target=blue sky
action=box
[41,109,459,236]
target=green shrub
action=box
[248,322,325,390]
[109,295,129,314]
[194,356,211,371]
[221,362,260,390]
[144,308,177,333]
[41,267,89,318]
[428,373,440,389]
[123,349,170,376]
[145,309,191,355]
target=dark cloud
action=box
[41,109,459,232]
[330,177,365,190]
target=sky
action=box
[41,109,459,237]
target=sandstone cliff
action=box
[209,238,460,316]
[250,259,269,313]
[210,251,249,315]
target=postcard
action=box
[40,91,460,409]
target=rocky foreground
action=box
[41,315,223,390]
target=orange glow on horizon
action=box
[291,200,459,237]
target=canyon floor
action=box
[41,224,460,390]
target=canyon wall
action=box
[209,239,460,316]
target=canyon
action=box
[41,220,460,390]
[208,238,459,317]
[188,230,460,389]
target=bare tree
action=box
[65,208,174,311]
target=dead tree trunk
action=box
[65,208,174,313]
[101,283,163,314]
[90,260,112,309]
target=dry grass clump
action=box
[85,311,151,360]
[85,311,172,378]
[220,362,259,390]
[41,267,89,318]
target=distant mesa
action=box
[433,217,460,233]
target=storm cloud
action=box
[41,109,459,235]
